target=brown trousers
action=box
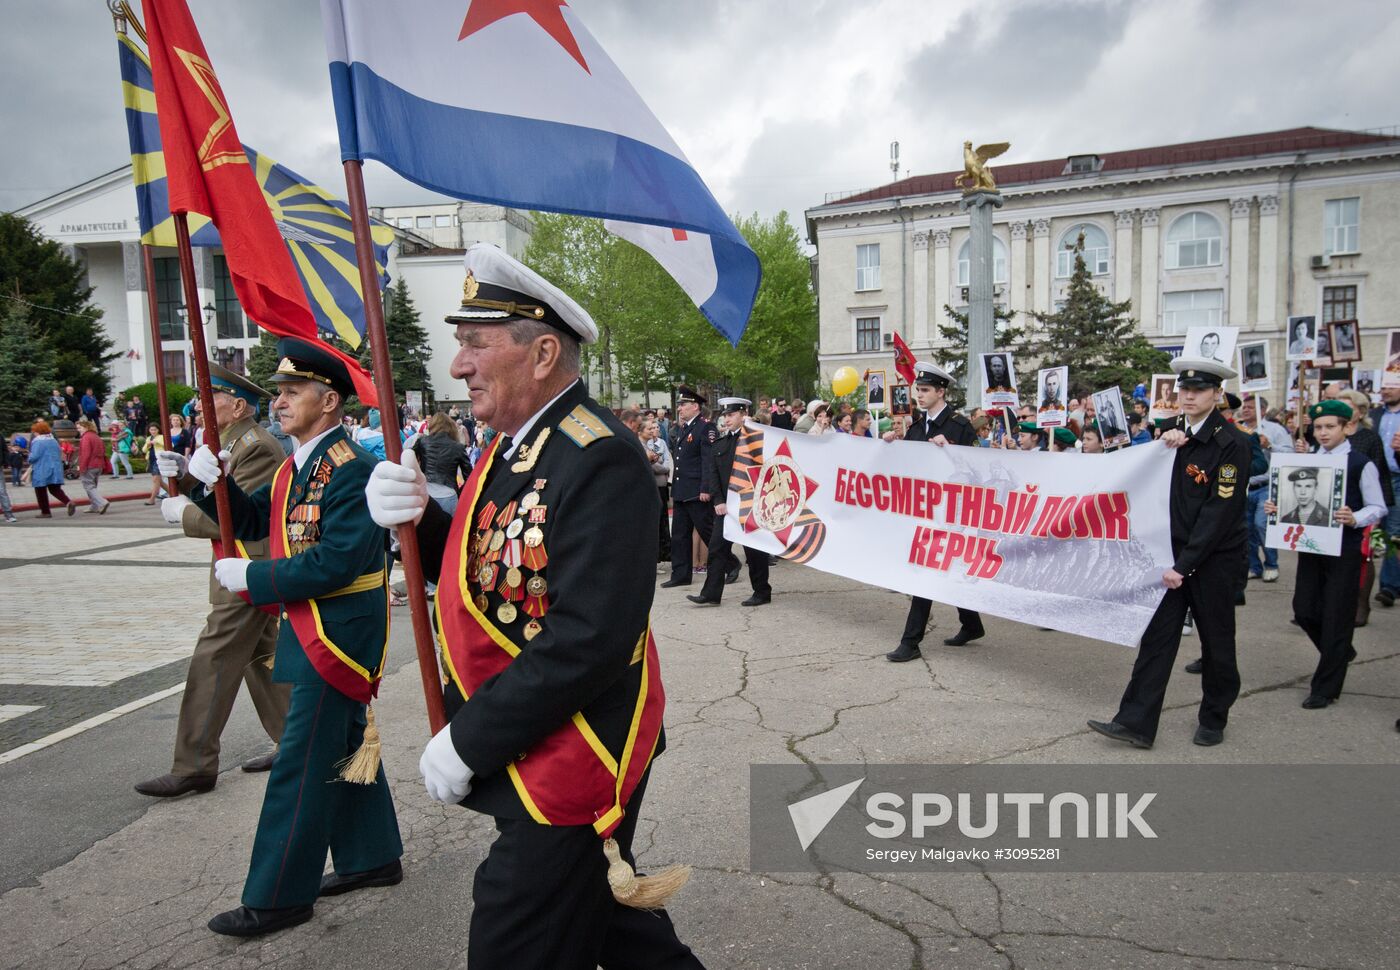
[172,600,289,777]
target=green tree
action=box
[118,381,196,429]
[0,213,116,400]
[357,277,433,403]
[0,301,59,430]
[246,328,280,391]
[1021,232,1170,399]
[933,304,1025,409]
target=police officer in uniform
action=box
[137,362,289,797]
[687,397,772,607]
[1088,356,1249,748]
[883,362,985,660]
[168,338,403,937]
[366,245,704,970]
[662,387,737,588]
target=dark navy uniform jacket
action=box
[671,416,717,502]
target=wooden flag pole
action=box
[141,244,179,497]
[341,159,447,735]
[172,212,235,553]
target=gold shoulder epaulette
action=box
[327,440,356,466]
[239,429,260,449]
[559,405,614,448]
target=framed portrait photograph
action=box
[1148,373,1180,422]
[1353,368,1381,404]
[1285,361,1322,408]
[1035,366,1068,429]
[980,351,1018,409]
[1265,452,1347,557]
[1091,386,1130,449]
[1328,321,1361,364]
[1184,325,1238,366]
[1237,340,1270,393]
[890,383,911,416]
[1285,315,1318,362]
[865,369,887,408]
[1385,329,1400,390]
[1312,322,1334,367]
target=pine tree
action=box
[359,277,432,402]
[246,328,280,391]
[1021,232,1169,399]
[0,301,59,430]
[933,304,1024,409]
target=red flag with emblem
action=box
[891,331,917,386]
[144,0,377,405]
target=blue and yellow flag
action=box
[116,32,394,348]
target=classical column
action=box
[1256,195,1280,331]
[931,230,951,348]
[1031,219,1051,314]
[960,190,1004,408]
[1114,209,1135,303]
[121,241,150,385]
[912,230,930,344]
[1009,221,1028,315]
[1139,208,1160,333]
[1228,197,1252,328]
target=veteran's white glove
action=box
[213,557,250,593]
[154,450,187,479]
[420,725,473,803]
[160,495,192,525]
[366,450,428,527]
[187,445,231,487]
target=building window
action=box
[434,214,453,227]
[1165,212,1222,269]
[416,215,432,229]
[153,257,184,341]
[397,217,414,229]
[1161,289,1222,336]
[220,348,246,375]
[1323,198,1359,255]
[956,236,1009,286]
[212,255,244,340]
[162,350,187,385]
[855,316,881,352]
[1321,284,1357,323]
[1055,223,1110,277]
[855,244,881,291]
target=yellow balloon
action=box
[832,366,860,397]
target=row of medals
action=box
[468,479,549,641]
[287,477,325,554]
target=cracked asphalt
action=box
[3,505,1399,969]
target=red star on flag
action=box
[743,438,819,545]
[459,0,590,73]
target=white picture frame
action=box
[1265,452,1347,557]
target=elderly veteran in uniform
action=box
[139,362,289,798]
[366,244,704,970]
[1088,356,1249,749]
[175,337,402,938]
[687,397,772,608]
[882,361,985,659]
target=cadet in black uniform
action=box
[663,388,737,588]
[1088,356,1249,749]
[687,397,772,607]
[884,361,984,661]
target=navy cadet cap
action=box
[270,336,358,399]
[1170,355,1237,390]
[913,361,954,388]
[718,397,751,413]
[445,243,599,344]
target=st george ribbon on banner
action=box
[723,425,1176,646]
[320,0,761,345]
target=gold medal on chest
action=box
[526,575,547,596]
[524,525,544,547]
[473,593,489,613]
[489,530,506,552]
[496,601,518,625]
[523,619,542,641]
[505,566,523,589]
[520,491,540,511]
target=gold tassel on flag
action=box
[338,705,382,784]
[603,838,691,910]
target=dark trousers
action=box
[1294,551,1362,700]
[1114,551,1241,743]
[241,683,402,909]
[669,498,714,583]
[900,598,982,647]
[467,771,705,970]
[657,485,671,562]
[33,484,72,515]
[699,515,768,602]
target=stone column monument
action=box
[955,140,1010,409]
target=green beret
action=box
[1309,399,1353,422]
[1018,420,1039,434]
[1052,427,1079,447]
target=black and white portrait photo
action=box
[866,369,886,407]
[1185,325,1237,366]
[1266,452,1347,557]
[1091,387,1129,447]
[1329,321,1361,363]
[1238,340,1270,392]
[890,383,911,416]
[1286,316,1318,361]
[1036,366,1068,428]
[980,352,1018,408]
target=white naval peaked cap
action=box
[445,243,599,344]
[718,397,751,412]
[913,361,953,387]
[1169,355,1236,386]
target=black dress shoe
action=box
[134,773,217,798]
[943,627,984,647]
[1377,589,1395,608]
[1183,659,1204,674]
[885,644,921,663]
[319,859,403,897]
[241,751,276,773]
[1301,695,1332,709]
[1192,725,1224,746]
[740,594,771,607]
[725,565,741,584]
[686,594,720,606]
[1086,720,1153,749]
[660,578,690,588]
[208,905,313,937]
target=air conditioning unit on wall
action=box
[882,333,894,346]
[1310,254,1330,270]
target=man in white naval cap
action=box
[365,244,704,969]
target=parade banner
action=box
[723,425,1175,647]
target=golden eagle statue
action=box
[955,141,1010,193]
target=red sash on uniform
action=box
[434,438,666,838]
[211,537,280,616]
[268,458,386,704]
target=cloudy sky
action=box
[5,0,1400,239]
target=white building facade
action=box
[805,127,1400,395]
